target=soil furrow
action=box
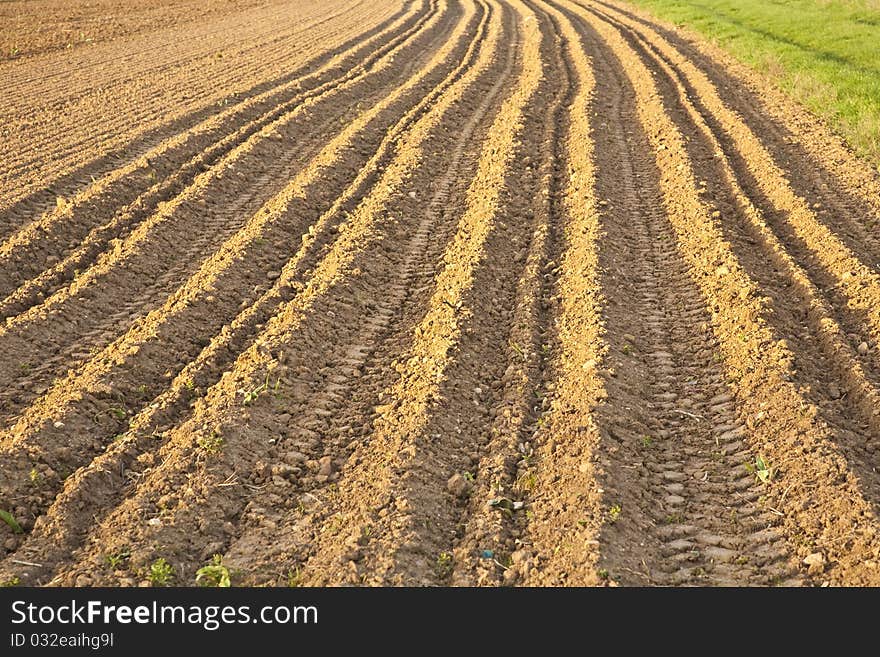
[581,9,799,582]
[0,0,478,576]
[576,0,880,586]
[55,0,501,587]
[0,0,503,585]
[3,0,879,589]
[447,0,570,587]
[594,0,880,259]
[0,0,457,425]
[589,2,880,357]
[0,0,389,206]
[497,0,605,587]
[597,11,880,528]
[289,0,543,586]
[592,4,880,465]
[0,0,431,307]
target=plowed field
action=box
[2,0,879,587]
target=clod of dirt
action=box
[857,342,869,355]
[446,473,472,499]
[803,552,827,575]
[318,456,334,477]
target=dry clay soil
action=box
[1,0,880,587]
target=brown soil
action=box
[1,0,878,588]
[0,0,279,61]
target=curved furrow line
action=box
[0,0,466,535]
[508,2,795,587]
[447,0,570,587]
[0,1,379,155]
[575,0,880,585]
[49,0,502,586]
[17,0,488,583]
[583,7,798,584]
[594,0,880,257]
[0,0,431,298]
[595,12,880,394]
[0,0,380,188]
[0,0,356,94]
[219,6,515,586]
[287,0,543,586]
[0,0,499,585]
[455,0,606,587]
[588,1,880,351]
[592,6,880,457]
[0,0,453,421]
[0,1,397,216]
[589,6,880,540]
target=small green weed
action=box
[196,555,231,587]
[0,510,23,534]
[608,504,622,523]
[745,454,775,484]
[198,430,224,455]
[435,551,454,578]
[104,547,131,570]
[148,558,174,586]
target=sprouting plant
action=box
[746,455,775,484]
[0,510,23,534]
[148,558,174,586]
[196,555,231,588]
[185,379,195,392]
[608,504,622,523]
[197,430,224,455]
[515,472,537,493]
[239,374,272,405]
[104,547,131,569]
[108,407,127,420]
[642,435,653,448]
[1,576,20,587]
[462,471,475,483]
[287,567,302,587]
[29,467,41,484]
[622,344,631,355]
[755,455,774,483]
[597,568,610,580]
[435,552,454,578]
